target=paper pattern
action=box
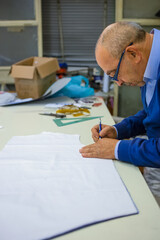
[0,132,138,240]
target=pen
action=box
[99,118,102,139]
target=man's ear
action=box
[126,46,142,63]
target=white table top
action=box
[0,97,159,240]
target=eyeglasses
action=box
[110,42,133,82]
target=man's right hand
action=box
[91,124,117,142]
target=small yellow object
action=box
[56,105,90,117]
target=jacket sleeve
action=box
[118,137,160,167]
[114,109,147,140]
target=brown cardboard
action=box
[10,57,60,99]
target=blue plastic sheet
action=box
[54,75,94,98]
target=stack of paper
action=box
[0,132,138,240]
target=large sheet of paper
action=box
[0,132,138,240]
[0,78,71,106]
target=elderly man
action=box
[79,21,160,205]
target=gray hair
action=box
[97,21,146,58]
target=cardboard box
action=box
[10,57,60,99]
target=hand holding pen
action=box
[80,118,118,159]
[91,122,117,142]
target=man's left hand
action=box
[79,138,119,159]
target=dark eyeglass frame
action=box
[110,42,133,82]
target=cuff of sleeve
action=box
[113,121,129,140]
[118,140,132,163]
[114,140,121,159]
[112,126,118,139]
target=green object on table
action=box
[53,116,103,127]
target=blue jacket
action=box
[114,72,160,168]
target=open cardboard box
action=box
[10,57,60,99]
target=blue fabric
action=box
[144,79,157,106]
[144,29,160,80]
[144,29,160,106]
[54,75,94,98]
[114,28,160,167]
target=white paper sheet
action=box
[44,96,76,108]
[0,78,71,106]
[0,132,138,240]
